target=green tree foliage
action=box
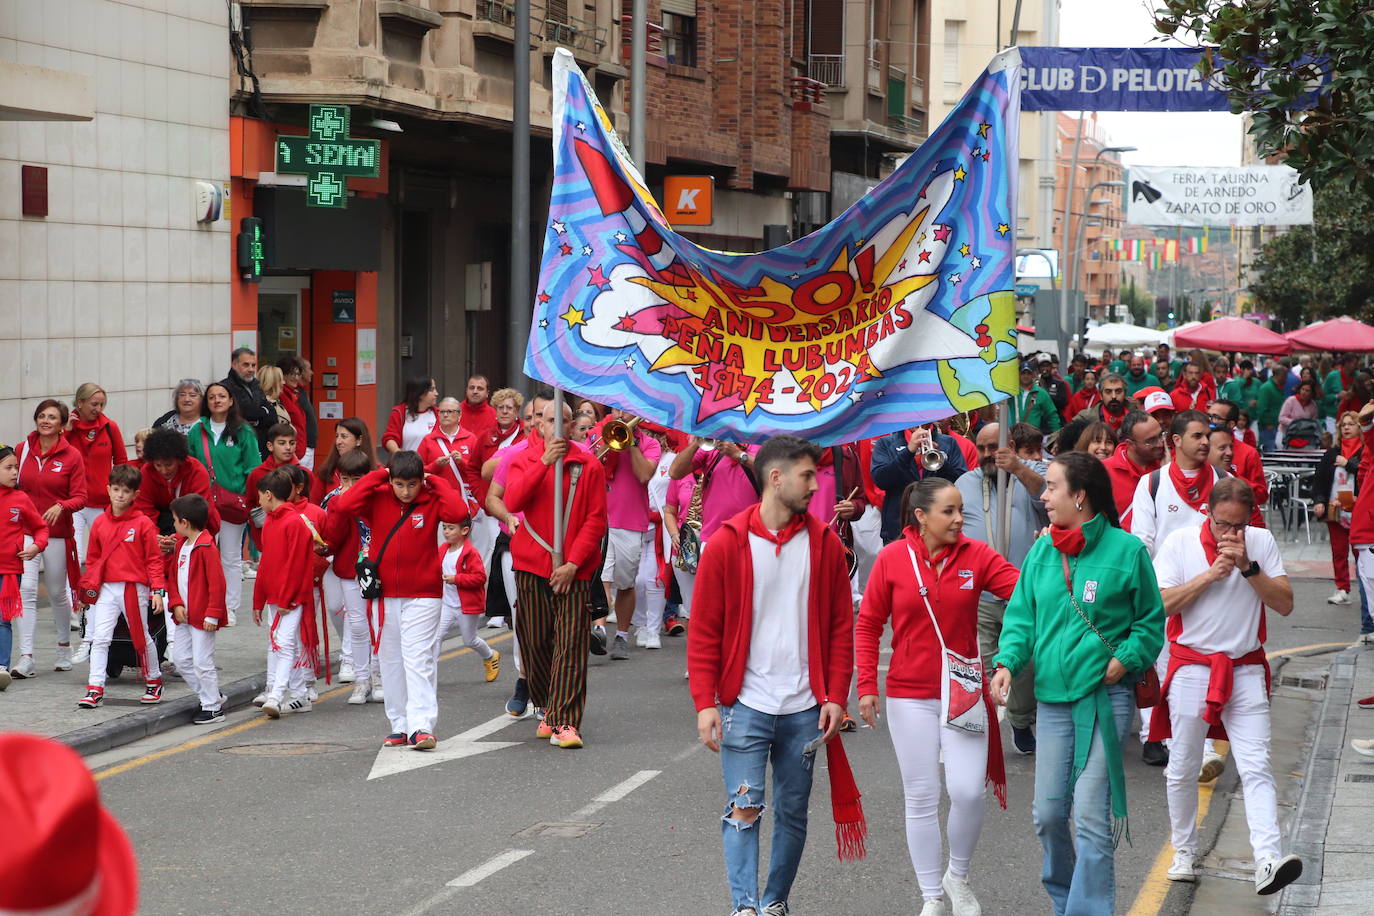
[1153,0,1374,192]
[1120,280,1154,326]
[1248,184,1374,327]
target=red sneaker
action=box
[550,725,584,749]
[140,679,163,704]
[382,733,408,747]
[1358,695,1374,709]
[664,615,686,636]
[536,719,555,739]
[409,730,436,750]
[77,686,104,709]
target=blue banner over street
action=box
[524,48,1024,445]
[1020,47,1229,112]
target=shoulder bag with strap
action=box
[356,507,416,600]
[907,547,986,734]
[200,426,250,525]
[1060,554,1160,708]
[522,464,585,558]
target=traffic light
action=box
[237,217,264,282]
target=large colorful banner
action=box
[524,48,1023,445]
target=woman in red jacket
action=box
[16,399,88,677]
[856,477,1018,916]
[381,376,439,454]
[66,383,128,561]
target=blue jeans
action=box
[0,616,10,670]
[1032,684,1134,916]
[1258,425,1277,451]
[1360,575,1373,634]
[717,701,818,913]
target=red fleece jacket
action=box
[246,457,325,507]
[66,415,128,510]
[418,426,482,512]
[80,509,165,594]
[855,530,1018,699]
[0,488,48,576]
[16,432,88,539]
[503,445,607,579]
[132,458,220,535]
[442,540,487,614]
[167,530,227,628]
[686,507,854,713]
[252,503,315,611]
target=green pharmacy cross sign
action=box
[274,105,380,208]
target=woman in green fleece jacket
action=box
[991,451,1164,916]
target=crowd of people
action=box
[10,340,1367,915]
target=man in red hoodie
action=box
[503,398,607,750]
[1172,362,1212,413]
[1103,410,1166,530]
[688,435,866,916]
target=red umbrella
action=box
[1287,316,1374,352]
[1284,319,1325,341]
[1172,316,1293,355]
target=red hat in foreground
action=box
[0,732,137,916]
[1134,386,1174,414]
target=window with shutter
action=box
[942,20,961,98]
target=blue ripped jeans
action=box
[717,701,819,913]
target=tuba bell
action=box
[596,416,643,458]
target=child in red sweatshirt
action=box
[245,425,326,527]
[284,463,331,699]
[167,493,228,724]
[434,517,500,682]
[322,450,382,706]
[77,465,165,708]
[0,445,49,689]
[251,468,318,719]
[328,451,470,750]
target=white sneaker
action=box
[261,697,282,718]
[634,628,649,648]
[369,683,385,703]
[488,616,506,629]
[1351,737,1374,757]
[283,694,312,714]
[1199,752,1226,783]
[72,641,91,664]
[1168,849,1198,882]
[347,681,371,705]
[306,685,319,702]
[643,629,662,649]
[918,899,947,916]
[11,656,35,679]
[0,668,10,691]
[338,659,356,683]
[53,645,72,672]
[252,691,269,707]
[1328,589,1351,605]
[226,610,237,627]
[941,870,980,916]
[1254,854,1302,895]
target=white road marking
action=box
[446,848,535,887]
[567,769,661,821]
[366,713,524,780]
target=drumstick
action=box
[828,487,861,527]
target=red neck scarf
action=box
[1169,462,1214,514]
[1341,437,1362,460]
[1199,519,1221,565]
[748,506,808,556]
[1049,524,1086,555]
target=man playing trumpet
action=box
[594,409,662,659]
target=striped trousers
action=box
[514,571,591,730]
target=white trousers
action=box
[73,507,104,568]
[301,447,315,471]
[851,504,882,603]
[501,548,521,676]
[323,569,376,681]
[20,538,74,655]
[471,513,500,578]
[434,602,494,662]
[886,698,989,900]
[672,566,695,619]
[172,625,220,709]
[264,604,308,702]
[377,596,442,734]
[1165,665,1280,861]
[86,583,160,688]
[631,536,666,633]
[217,521,246,616]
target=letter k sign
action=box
[676,187,701,211]
[664,175,713,226]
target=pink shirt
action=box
[691,445,760,540]
[806,464,838,526]
[605,435,661,532]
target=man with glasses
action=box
[1103,410,1165,528]
[1207,398,1268,524]
[1149,478,1302,896]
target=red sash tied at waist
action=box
[1148,642,1270,742]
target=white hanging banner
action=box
[1126,164,1313,227]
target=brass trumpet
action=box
[919,441,947,472]
[596,416,643,458]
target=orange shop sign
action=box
[663,176,714,226]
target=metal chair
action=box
[1282,473,1315,544]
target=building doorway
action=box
[257,278,310,368]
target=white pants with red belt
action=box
[323,569,377,683]
[377,596,442,734]
[86,583,160,689]
[19,538,74,655]
[1164,664,1280,860]
[264,603,308,702]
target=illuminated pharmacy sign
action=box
[275,105,380,208]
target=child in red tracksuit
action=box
[322,450,381,706]
[78,465,165,709]
[167,493,228,724]
[284,463,331,698]
[434,517,500,682]
[252,468,318,719]
[0,445,48,688]
[328,451,470,750]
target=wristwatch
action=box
[1241,561,1261,579]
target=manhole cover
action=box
[1277,675,1327,690]
[1345,773,1374,783]
[514,822,600,838]
[219,743,351,756]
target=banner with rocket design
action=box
[524,48,1024,446]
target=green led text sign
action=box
[274,105,381,208]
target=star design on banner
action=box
[539,318,549,329]
[575,121,588,132]
[614,314,637,331]
[586,265,610,288]
[560,306,586,328]
[537,291,551,303]
[958,242,971,257]
[970,256,982,269]
[933,225,952,243]
[624,356,636,369]
[978,122,991,138]
[898,259,908,270]
[982,150,991,163]
[918,232,927,244]
[805,258,818,267]
[855,238,865,247]
[552,220,567,234]
[613,231,628,243]
[559,243,573,256]
[789,273,801,280]
[949,272,963,285]
[919,186,929,200]
[581,245,594,256]
[848,391,864,404]
[918,250,932,263]
[996,223,1010,236]
[954,165,967,182]
[875,390,886,398]
[971,147,982,159]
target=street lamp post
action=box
[1059,138,1135,362]
[1068,179,1123,344]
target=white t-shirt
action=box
[177,542,193,608]
[209,419,226,444]
[647,451,675,515]
[401,411,437,452]
[1130,464,1220,557]
[441,545,460,608]
[1153,524,1285,657]
[737,528,813,715]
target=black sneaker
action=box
[1012,725,1036,755]
[1142,740,1170,767]
[589,625,608,656]
[505,677,529,717]
[193,708,225,725]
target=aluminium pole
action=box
[508,0,532,394]
[553,388,565,565]
[1058,112,1085,364]
[631,0,646,170]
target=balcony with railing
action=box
[807,55,844,89]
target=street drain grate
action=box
[1345,773,1374,783]
[514,822,599,838]
[219,743,352,756]
[1278,675,1328,690]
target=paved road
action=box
[90,572,1357,916]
